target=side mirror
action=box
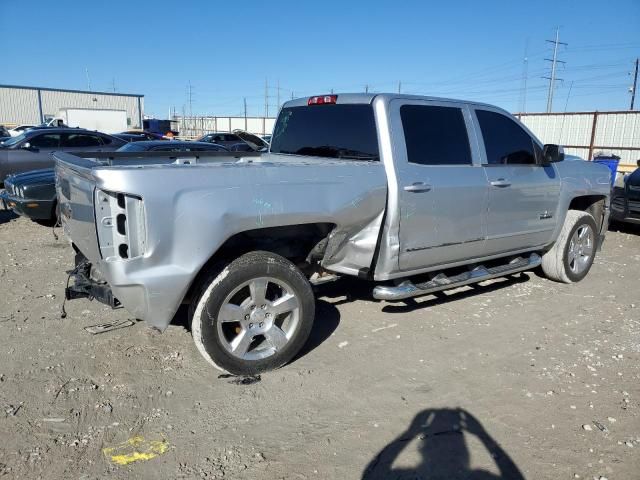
[542,144,564,165]
[636,159,640,167]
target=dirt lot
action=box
[0,209,638,480]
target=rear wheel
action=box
[541,210,598,283]
[190,251,315,375]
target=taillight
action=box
[308,95,337,105]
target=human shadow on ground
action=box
[362,408,525,480]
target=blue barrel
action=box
[593,156,620,186]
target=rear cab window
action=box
[270,103,379,161]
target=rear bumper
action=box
[0,190,55,220]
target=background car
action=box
[8,125,36,136]
[0,125,10,138]
[196,132,245,148]
[114,130,166,142]
[1,169,60,225]
[0,128,125,184]
[611,159,640,225]
[116,140,228,152]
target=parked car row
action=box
[1,139,230,223]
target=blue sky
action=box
[1,0,639,118]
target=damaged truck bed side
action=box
[55,93,611,375]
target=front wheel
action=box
[541,210,598,283]
[190,251,315,375]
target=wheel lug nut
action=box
[261,304,266,309]
[259,322,264,328]
[244,314,249,320]
[266,313,271,318]
[249,323,253,328]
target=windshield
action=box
[1,133,28,147]
[270,104,379,161]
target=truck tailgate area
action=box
[55,154,102,263]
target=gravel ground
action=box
[0,209,638,480]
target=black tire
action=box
[541,210,598,283]
[189,251,315,375]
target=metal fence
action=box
[516,111,640,171]
[174,115,277,139]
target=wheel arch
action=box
[182,222,335,305]
[567,194,607,234]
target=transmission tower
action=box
[543,27,567,113]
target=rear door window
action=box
[476,110,536,165]
[270,104,379,161]
[63,134,102,148]
[400,105,472,165]
[29,134,61,148]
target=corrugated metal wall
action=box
[0,85,143,128]
[176,116,277,138]
[0,87,40,124]
[518,111,640,168]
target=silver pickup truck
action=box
[55,93,611,375]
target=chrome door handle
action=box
[490,178,511,188]
[404,182,432,193]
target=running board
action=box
[373,253,541,301]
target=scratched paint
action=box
[253,197,274,226]
[102,435,169,466]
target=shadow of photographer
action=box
[362,408,525,480]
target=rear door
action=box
[392,100,488,271]
[472,108,561,255]
[6,133,61,174]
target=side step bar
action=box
[373,253,541,301]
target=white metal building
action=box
[0,84,144,128]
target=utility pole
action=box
[244,97,247,130]
[276,79,280,111]
[187,81,194,118]
[398,81,402,94]
[543,27,567,113]
[85,68,91,91]
[111,77,117,93]
[518,39,529,113]
[264,78,269,118]
[365,84,369,93]
[630,58,639,110]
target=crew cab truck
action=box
[55,93,611,375]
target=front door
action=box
[6,132,62,175]
[392,100,488,271]
[473,108,561,255]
